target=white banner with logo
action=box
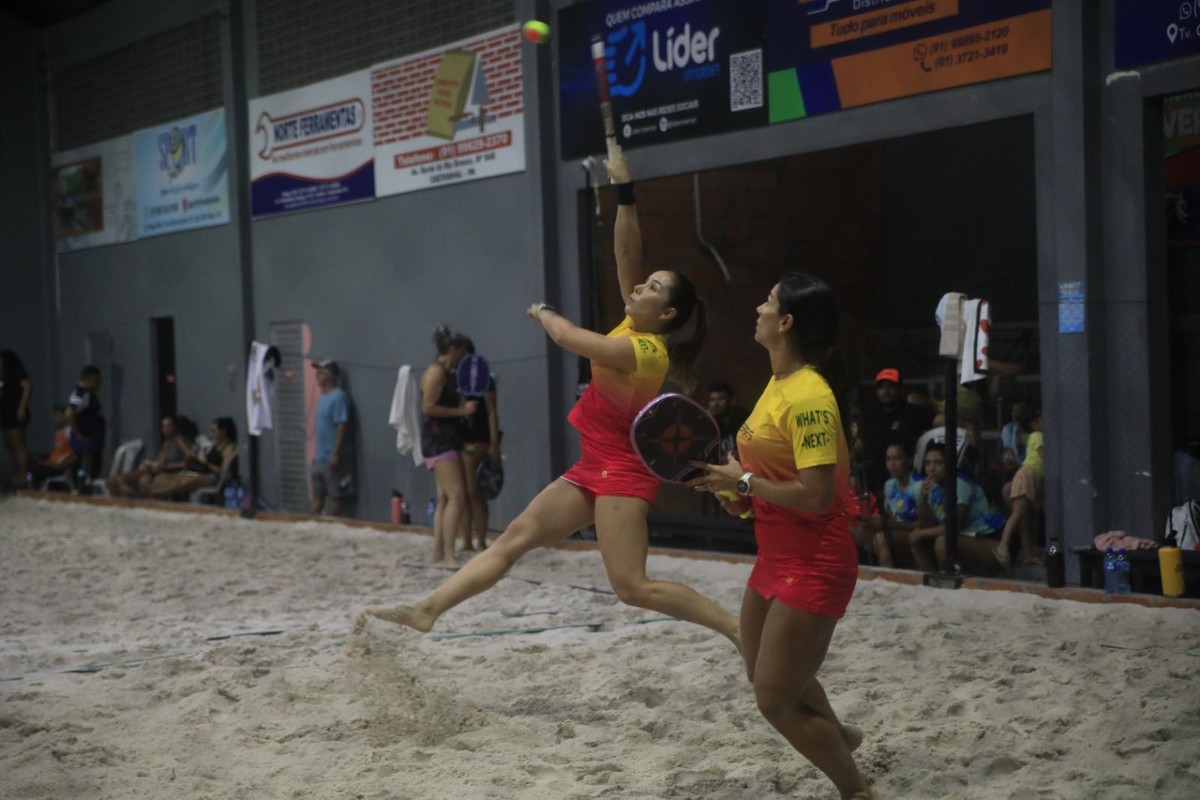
[249,71,375,217]
[372,24,526,196]
[134,108,230,237]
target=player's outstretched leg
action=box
[357,479,593,633]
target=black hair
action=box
[661,271,707,390]
[776,272,847,401]
[0,350,26,373]
[885,439,913,458]
[177,416,199,441]
[81,364,101,379]
[213,416,238,442]
[923,441,947,460]
[432,326,465,355]
[707,381,733,396]
[461,336,476,355]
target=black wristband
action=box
[616,182,636,206]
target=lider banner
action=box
[558,0,769,160]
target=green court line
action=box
[427,623,603,641]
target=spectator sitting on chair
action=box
[995,408,1044,568]
[66,365,105,484]
[145,417,238,500]
[854,368,934,494]
[27,407,77,487]
[873,441,923,569]
[107,415,190,497]
[999,401,1032,473]
[910,442,1006,575]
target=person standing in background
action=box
[309,360,353,517]
[0,350,33,489]
[67,365,105,484]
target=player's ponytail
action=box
[662,271,707,391]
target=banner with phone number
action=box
[765,0,1052,124]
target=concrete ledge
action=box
[14,490,1199,612]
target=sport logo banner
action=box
[559,0,768,159]
[133,108,230,237]
[249,71,375,217]
[765,0,1052,123]
[372,25,526,196]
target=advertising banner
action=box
[1115,0,1200,69]
[766,0,1052,124]
[559,0,768,159]
[249,70,375,217]
[134,108,230,238]
[51,135,137,252]
[373,25,526,196]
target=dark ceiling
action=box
[0,0,116,28]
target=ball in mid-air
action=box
[522,20,550,44]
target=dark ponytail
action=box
[776,271,845,405]
[662,271,707,391]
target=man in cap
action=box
[309,359,354,516]
[855,368,935,493]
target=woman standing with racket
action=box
[421,327,476,566]
[686,274,875,800]
[358,148,739,649]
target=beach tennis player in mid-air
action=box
[356,144,739,649]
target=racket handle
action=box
[605,135,620,163]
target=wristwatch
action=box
[736,471,754,496]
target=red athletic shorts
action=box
[560,428,659,504]
[748,514,858,619]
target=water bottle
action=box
[74,467,89,495]
[1115,548,1132,595]
[25,470,34,489]
[236,484,247,509]
[223,483,237,509]
[427,497,437,523]
[1045,537,1065,588]
[1103,547,1117,594]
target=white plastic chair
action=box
[43,438,143,494]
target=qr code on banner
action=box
[729,49,763,112]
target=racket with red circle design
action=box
[630,393,721,483]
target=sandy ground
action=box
[1,496,1198,799]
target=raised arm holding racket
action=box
[358,129,738,653]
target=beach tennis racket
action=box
[456,354,492,398]
[476,454,504,500]
[630,393,721,484]
[590,35,619,159]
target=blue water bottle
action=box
[427,497,437,523]
[1103,547,1117,594]
[223,483,237,509]
[1115,548,1132,595]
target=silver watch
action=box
[736,471,754,496]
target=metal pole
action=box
[941,359,959,573]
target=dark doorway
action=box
[152,317,177,423]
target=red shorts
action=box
[748,515,858,619]
[560,429,659,504]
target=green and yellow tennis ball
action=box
[522,20,551,44]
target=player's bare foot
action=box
[842,724,864,752]
[358,604,436,633]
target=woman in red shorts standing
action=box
[358,147,739,649]
[687,274,874,800]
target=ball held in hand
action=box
[522,20,551,44]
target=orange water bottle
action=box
[1159,547,1185,597]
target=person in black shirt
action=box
[1,350,33,489]
[854,368,934,494]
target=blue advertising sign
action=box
[134,109,230,237]
[559,0,768,159]
[1114,0,1200,69]
[765,0,1052,124]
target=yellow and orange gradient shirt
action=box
[737,365,851,529]
[568,316,669,443]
